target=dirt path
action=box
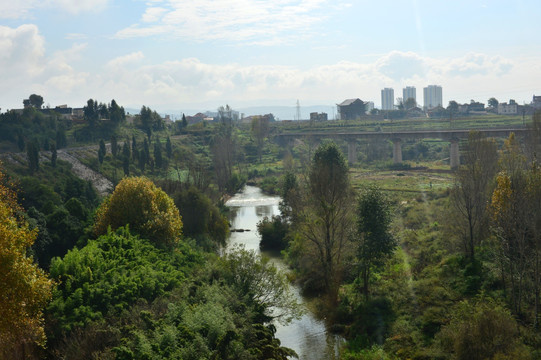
[0,148,113,197]
[56,149,113,197]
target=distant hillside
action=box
[128,105,339,121]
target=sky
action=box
[1,0,541,115]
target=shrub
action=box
[94,177,182,248]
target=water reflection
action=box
[226,186,344,359]
[256,204,274,218]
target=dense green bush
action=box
[173,186,229,248]
[47,227,200,336]
[257,215,289,251]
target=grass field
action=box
[271,114,530,135]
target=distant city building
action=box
[205,110,240,122]
[241,113,276,124]
[423,85,443,109]
[337,98,366,120]
[365,101,374,114]
[403,86,416,104]
[310,112,328,121]
[532,95,541,109]
[468,101,486,113]
[498,100,518,115]
[381,88,394,111]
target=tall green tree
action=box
[299,142,354,299]
[83,99,99,128]
[488,97,499,108]
[122,141,130,176]
[56,126,67,149]
[181,113,187,128]
[111,135,118,158]
[450,131,498,260]
[251,116,269,162]
[355,185,396,298]
[109,99,125,125]
[211,124,236,192]
[490,134,530,316]
[26,139,39,174]
[131,135,137,162]
[28,94,44,109]
[17,134,25,152]
[98,139,106,165]
[143,138,150,165]
[166,136,172,159]
[154,138,163,168]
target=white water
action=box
[226,185,343,360]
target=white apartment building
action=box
[403,86,416,104]
[423,85,443,109]
[381,88,394,111]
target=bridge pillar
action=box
[392,138,402,164]
[450,139,460,169]
[347,141,357,165]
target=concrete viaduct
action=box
[275,128,529,169]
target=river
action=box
[225,185,343,360]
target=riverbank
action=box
[226,186,344,359]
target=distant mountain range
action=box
[126,105,339,121]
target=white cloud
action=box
[115,0,341,45]
[65,33,89,40]
[0,0,109,19]
[106,52,145,68]
[0,24,45,77]
[0,30,537,113]
[86,50,537,111]
[52,0,109,14]
[142,7,168,23]
[376,51,428,81]
[0,25,91,109]
[0,0,39,19]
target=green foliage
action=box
[154,137,163,168]
[111,134,118,158]
[138,105,163,138]
[342,345,394,360]
[115,281,295,360]
[166,136,172,159]
[173,186,229,248]
[98,139,106,164]
[356,185,396,297]
[344,296,396,349]
[0,170,53,355]
[51,142,57,167]
[296,141,353,297]
[437,298,532,359]
[220,247,301,325]
[258,175,279,194]
[47,227,199,335]
[257,215,289,251]
[0,107,70,151]
[94,177,183,248]
[26,138,40,173]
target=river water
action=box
[225,185,343,360]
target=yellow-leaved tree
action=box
[94,177,182,247]
[0,168,53,358]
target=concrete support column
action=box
[392,138,402,164]
[347,141,357,165]
[450,139,460,169]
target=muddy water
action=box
[226,185,343,360]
